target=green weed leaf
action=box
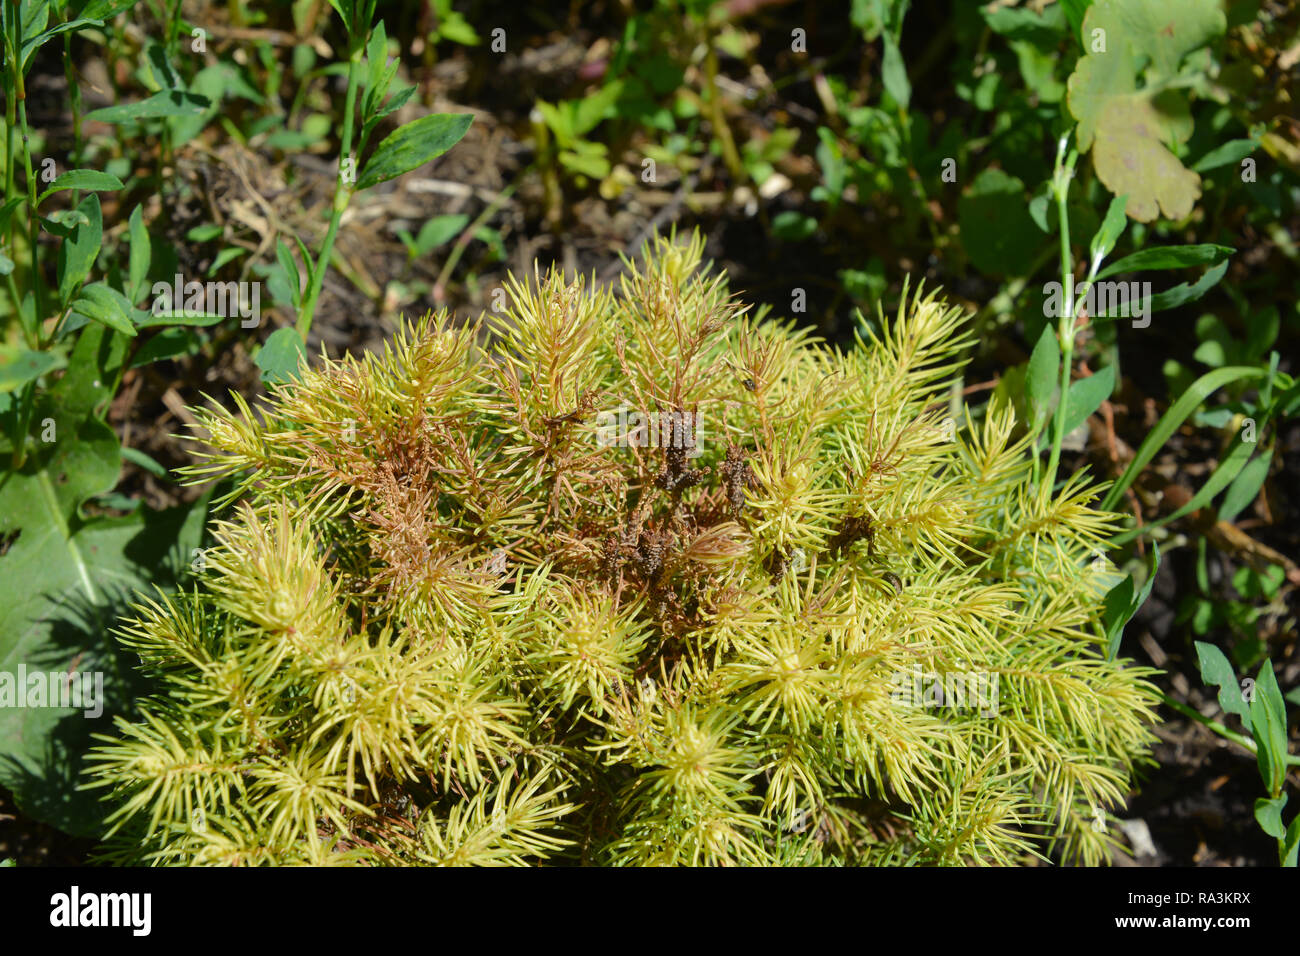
[127,205,150,305]
[1101,365,1263,511]
[1147,259,1228,313]
[1026,325,1060,432]
[1104,543,1159,660]
[36,170,124,207]
[72,282,137,337]
[881,33,911,108]
[958,169,1040,277]
[257,327,308,385]
[1097,243,1234,279]
[414,214,469,255]
[57,195,103,305]
[1191,138,1259,173]
[1248,661,1289,796]
[1089,194,1129,263]
[1255,794,1288,840]
[0,347,65,393]
[356,113,473,191]
[1194,640,1252,732]
[85,90,211,124]
[1218,446,1271,524]
[1059,364,1115,438]
[276,239,302,309]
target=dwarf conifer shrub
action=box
[85,234,1159,866]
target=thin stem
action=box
[297,41,363,338]
[4,6,23,341]
[433,182,517,302]
[9,0,44,345]
[64,33,83,171]
[1160,691,1300,766]
[1043,139,1078,490]
[4,44,15,224]
[18,97,45,338]
[701,20,744,187]
[11,379,35,469]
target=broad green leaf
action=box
[1192,138,1259,173]
[42,208,91,235]
[0,323,209,835]
[356,113,473,191]
[558,147,610,180]
[257,326,307,385]
[1101,575,1134,659]
[209,247,246,275]
[173,63,261,143]
[0,516,139,832]
[1101,364,1263,511]
[1071,0,1224,144]
[1131,542,1160,625]
[770,211,817,242]
[1246,308,1281,362]
[57,194,102,305]
[72,282,137,337]
[1089,194,1129,263]
[0,347,64,393]
[1104,542,1159,660]
[1066,38,1137,152]
[79,0,138,19]
[84,90,211,124]
[21,18,103,68]
[414,214,469,255]
[35,170,124,207]
[1059,0,1090,45]
[439,12,479,45]
[265,116,332,152]
[1114,434,1255,543]
[1059,364,1114,438]
[366,21,389,101]
[982,3,1068,43]
[957,169,1041,277]
[0,489,210,834]
[1025,325,1060,431]
[1248,661,1289,796]
[135,311,227,328]
[1255,794,1288,840]
[1097,243,1234,279]
[185,223,223,243]
[128,205,150,305]
[293,235,314,284]
[130,327,204,368]
[0,197,25,237]
[20,2,52,49]
[370,84,416,125]
[880,33,911,109]
[1284,816,1300,867]
[535,101,571,144]
[327,0,356,26]
[121,446,167,479]
[1218,445,1271,524]
[276,239,302,308]
[571,82,625,137]
[1195,641,1252,731]
[1147,259,1228,313]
